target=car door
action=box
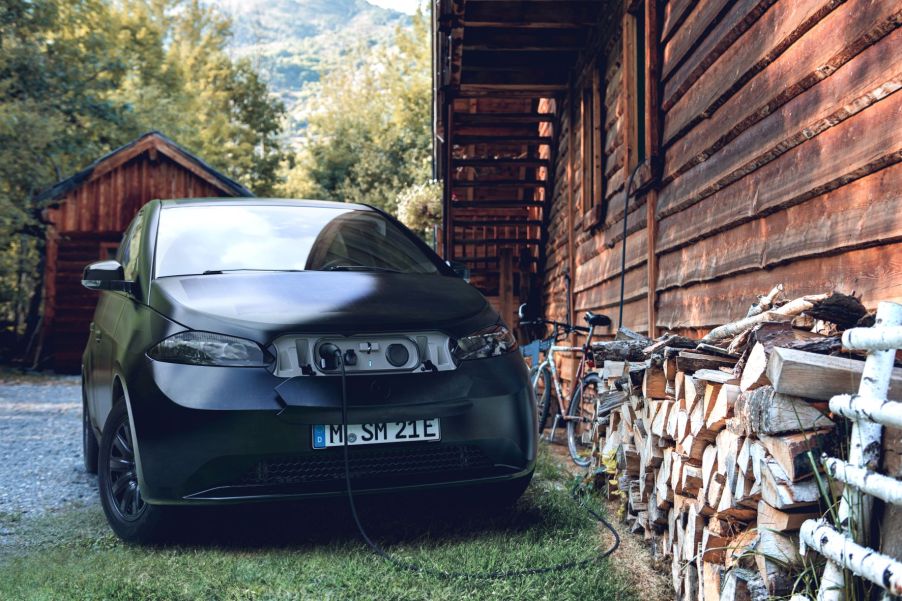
[89,210,145,426]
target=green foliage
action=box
[397,180,442,240]
[221,0,407,144]
[282,9,433,214]
[0,0,288,352]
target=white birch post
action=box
[816,301,902,601]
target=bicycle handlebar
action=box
[519,318,590,334]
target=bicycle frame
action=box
[530,324,596,440]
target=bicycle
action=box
[519,305,611,467]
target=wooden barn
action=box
[433,0,902,349]
[35,131,253,372]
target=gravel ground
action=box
[0,371,98,524]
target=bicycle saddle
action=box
[584,311,612,327]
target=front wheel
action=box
[98,400,172,543]
[530,365,553,433]
[566,373,602,467]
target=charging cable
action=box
[333,349,621,579]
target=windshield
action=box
[154,205,443,278]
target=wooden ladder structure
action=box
[434,0,607,330]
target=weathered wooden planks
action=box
[662,0,732,81]
[663,0,776,111]
[663,0,843,145]
[657,88,902,253]
[655,163,902,292]
[661,0,698,43]
[656,241,902,330]
[660,25,902,215]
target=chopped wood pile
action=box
[589,287,896,601]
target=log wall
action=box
[541,0,902,343]
[655,0,902,334]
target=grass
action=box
[0,449,637,601]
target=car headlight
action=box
[147,331,270,367]
[450,323,518,361]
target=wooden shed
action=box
[36,131,253,372]
[434,0,902,350]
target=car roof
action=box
[158,198,375,211]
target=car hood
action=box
[149,271,496,342]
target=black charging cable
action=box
[333,349,621,579]
[618,162,645,329]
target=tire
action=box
[98,400,172,544]
[566,373,601,468]
[530,365,553,433]
[82,387,99,475]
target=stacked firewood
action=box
[591,286,896,601]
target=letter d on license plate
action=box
[312,419,440,449]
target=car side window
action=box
[118,210,145,281]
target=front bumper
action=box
[125,351,536,504]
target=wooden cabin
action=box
[434,0,902,351]
[36,132,253,372]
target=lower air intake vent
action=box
[243,444,491,486]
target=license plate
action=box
[311,419,441,449]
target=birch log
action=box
[701,294,829,343]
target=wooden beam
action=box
[453,135,553,146]
[568,84,577,328]
[451,200,545,209]
[452,158,550,168]
[451,179,549,188]
[454,88,559,99]
[464,1,603,29]
[453,112,555,125]
[451,219,543,227]
[645,0,662,337]
[460,68,570,87]
[462,27,587,51]
[453,237,541,245]
[463,49,579,70]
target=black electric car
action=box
[81,198,536,542]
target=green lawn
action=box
[0,451,635,601]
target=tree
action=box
[282,8,432,214]
[0,0,289,356]
[109,0,291,195]
[0,0,134,351]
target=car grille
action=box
[242,444,492,486]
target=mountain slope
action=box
[215,0,409,146]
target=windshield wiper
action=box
[200,269,304,275]
[322,265,402,273]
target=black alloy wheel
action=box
[98,400,171,543]
[106,418,145,520]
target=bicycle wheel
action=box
[529,364,553,433]
[567,372,602,467]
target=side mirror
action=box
[447,260,471,283]
[518,303,529,319]
[81,260,134,293]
